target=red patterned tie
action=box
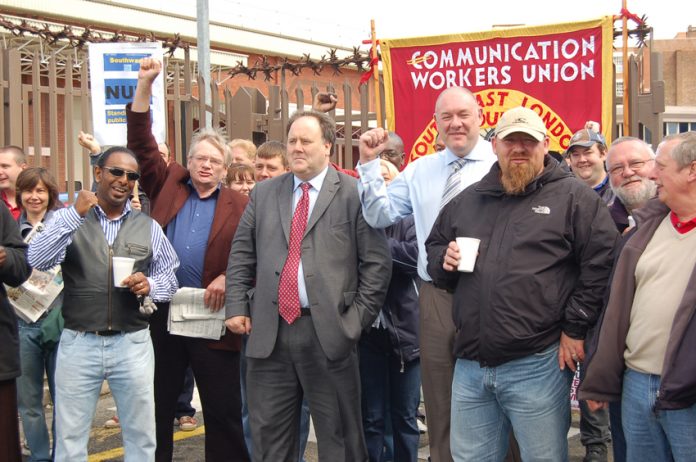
[278,183,311,324]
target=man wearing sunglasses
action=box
[127,58,250,462]
[28,146,180,461]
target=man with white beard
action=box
[606,137,657,233]
[585,136,658,462]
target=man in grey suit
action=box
[225,110,392,462]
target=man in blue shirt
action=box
[128,58,249,462]
[566,128,614,204]
[566,126,615,462]
[357,86,496,462]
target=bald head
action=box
[379,131,405,169]
[434,87,482,157]
[434,87,477,113]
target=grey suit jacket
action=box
[225,167,392,361]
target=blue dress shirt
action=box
[166,182,219,288]
[357,140,496,281]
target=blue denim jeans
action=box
[609,401,626,462]
[451,343,572,462]
[622,368,696,462]
[359,328,421,462]
[17,317,57,462]
[54,328,155,462]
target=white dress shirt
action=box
[292,166,329,308]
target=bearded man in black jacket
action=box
[426,107,618,462]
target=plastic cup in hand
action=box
[112,257,136,287]
[455,237,480,272]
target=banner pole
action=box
[370,19,382,129]
[622,0,630,135]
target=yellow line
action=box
[174,425,206,441]
[87,426,206,461]
[88,446,125,461]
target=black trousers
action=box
[150,304,249,462]
[0,379,21,462]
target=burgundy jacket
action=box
[126,104,248,351]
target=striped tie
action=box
[440,157,468,209]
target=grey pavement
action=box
[22,383,610,461]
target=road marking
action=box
[173,425,206,441]
[87,426,206,461]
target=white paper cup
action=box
[112,257,136,287]
[456,237,480,272]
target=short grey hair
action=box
[188,127,231,166]
[605,136,654,169]
[665,132,696,169]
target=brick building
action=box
[654,26,696,134]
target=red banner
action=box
[380,18,614,165]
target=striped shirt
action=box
[28,201,179,302]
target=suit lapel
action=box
[278,174,294,243]
[207,187,232,245]
[304,167,339,238]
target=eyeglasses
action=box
[191,154,224,167]
[608,159,654,176]
[379,149,404,159]
[103,166,140,181]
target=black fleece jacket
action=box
[426,156,618,366]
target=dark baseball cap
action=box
[566,129,606,154]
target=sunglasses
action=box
[103,166,140,182]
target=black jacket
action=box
[0,203,31,380]
[594,175,615,205]
[608,197,631,233]
[426,156,618,366]
[371,216,420,364]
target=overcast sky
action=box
[187,0,692,46]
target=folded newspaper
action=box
[5,222,63,323]
[167,287,226,340]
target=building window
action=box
[641,125,652,145]
[616,81,624,97]
[665,122,679,135]
[663,122,696,136]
